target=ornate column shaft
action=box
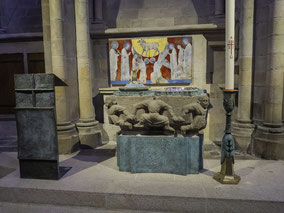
[75,0,101,148]
[49,0,79,153]
[254,0,284,159]
[232,0,255,152]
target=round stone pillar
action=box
[210,0,225,26]
[232,0,255,152]
[215,0,225,16]
[254,0,284,159]
[49,0,79,154]
[0,5,4,32]
[41,0,52,74]
[75,0,101,148]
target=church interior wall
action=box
[91,38,110,124]
[0,0,80,124]
[1,0,265,147]
[210,51,226,143]
[0,0,45,115]
[0,0,42,34]
[0,0,44,75]
[0,41,43,57]
[113,0,215,28]
[89,0,230,144]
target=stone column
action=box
[211,0,225,25]
[41,0,52,74]
[254,0,284,159]
[49,0,79,153]
[232,0,255,152]
[92,0,106,30]
[215,0,225,16]
[75,0,101,148]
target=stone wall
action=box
[0,0,232,145]
[252,0,284,124]
[92,33,229,144]
[0,0,44,73]
[90,0,229,144]
[0,42,44,74]
[114,0,214,28]
[91,0,284,154]
[0,0,42,33]
[92,39,109,95]
[91,39,109,124]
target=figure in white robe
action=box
[184,39,192,78]
[177,44,185,79]
[131,47,138,71]
[151,44,169,83]
[132,54,139,71]
[109,42,120,81]
[168,43,177,80]
[131,54,146,83]
[137,55,147,83]
[120,42,131,81]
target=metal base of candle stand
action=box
[213,157,241,184]
[213,90,241,185]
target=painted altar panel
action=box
[109,36,192,85]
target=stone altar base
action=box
[117,134,203,175]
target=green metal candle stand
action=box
[213,90,241,184]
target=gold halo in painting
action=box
[132,37,167,57]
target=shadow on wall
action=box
[103,0,121,28]
[93,94,112,143]
[192,0,213,24]
[93,93,104,123]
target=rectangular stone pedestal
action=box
[117,134,203,175]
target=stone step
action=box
[0,151,283,212]
[0,183,283,212]
[0,201,159,213]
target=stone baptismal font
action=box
[105,83,210,175]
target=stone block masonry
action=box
[117,134,203,175]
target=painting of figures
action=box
[109,36,192,85]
